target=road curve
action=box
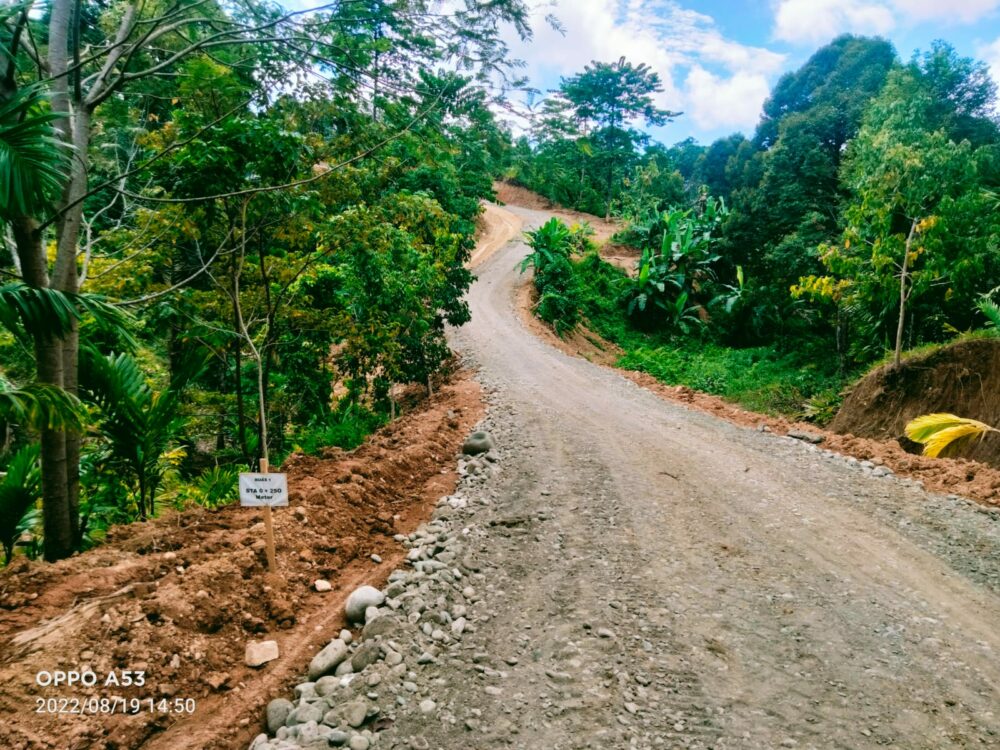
[430,204,1000,749]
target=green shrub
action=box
[289,403,387,456]
[520,218,583,336]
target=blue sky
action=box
[499,0,1000,146]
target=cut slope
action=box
[830,337,1000,465]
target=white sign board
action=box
[239,472,289,507]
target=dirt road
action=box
[376,204,1000,749]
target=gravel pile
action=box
[248,415,506,750]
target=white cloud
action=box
[684,67,772,130]
[890,0,1000,22]
[977,36,1000,90]
[771,0,1000,44]
[772,0,895,44]
[502,0,785,133]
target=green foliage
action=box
[509,57,679,216]
[0,445,40,564]
[290,403,387,456]
[618,341,846,419]
[0,379,85,432]
[978,294,1000,333]
[0,84,68,220]
[80,351,206,519]
[794,60,1000,360]
[0,282,130,343]
[622,197,727,332]
[520,218,583,335]
[185,466,241,509]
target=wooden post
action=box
[260,457,278,572]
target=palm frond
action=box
[978,297,1000,332]
[0,282,133,343]
[0,84,68,220]
[0,444,41,563]
[904,412,998,458]
[0,378,85,431]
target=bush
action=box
[520,218,584,336]
[289,403,387,456]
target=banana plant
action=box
[904,413,998,458]
[518,218,573,274]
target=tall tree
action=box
[559,57,679,217]
[794,66,1000,363]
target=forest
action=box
[2,1,1000,567]
[0,0,530,563]
[510,37,1000,420]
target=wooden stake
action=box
[260,457,278,572]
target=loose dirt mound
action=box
[0,373,482,750]
[831,338,1000,465]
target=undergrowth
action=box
[573,251,852,422]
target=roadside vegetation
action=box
[0,0,531,563]
[510,36,1000,423]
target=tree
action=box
[794,66,1000,364]
[559,57,679,217]
[719,35,897,334]
[1,0,531,560]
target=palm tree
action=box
[905,413,999,458]
[81,351,204,519]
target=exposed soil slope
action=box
[831,337,1000,464]
[493,181,620,246]
[0,374,482,750]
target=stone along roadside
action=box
[247,414,504,750]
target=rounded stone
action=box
[345,586,386,623]
[462,431,495,456]
[266,698,293,733]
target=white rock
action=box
[245,640,279,667]
[314,579,332,592]
[345,585,385,623]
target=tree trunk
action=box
[894,219,918,368]
[11,219,76,559]
[9,0,92,561]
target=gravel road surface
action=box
[256,205,1000,750]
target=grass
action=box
[286,403,388,457]
[617,342,847,419]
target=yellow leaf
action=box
[904,413,997,458]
